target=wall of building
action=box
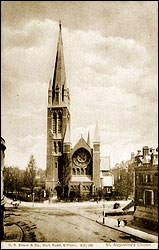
[134,146,158,231]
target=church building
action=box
[45,22,102,198]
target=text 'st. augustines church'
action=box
[45,22,112,198]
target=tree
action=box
[3,166,25,199]
[13,167,25,198]
[24,155,37,194]
[4,166,15,194]
[113,168,133,200]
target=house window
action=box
[143,174,153,184]
[145,190,153,206]
[147,175,153,183]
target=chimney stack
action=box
[143,146,149,157]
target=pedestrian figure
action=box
[117,219,120,227]
[123,218,127,226]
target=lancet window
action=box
[58,141,61,153]
[55,85,59,102]
[53,112,57,133]
[62,85,64,102]
[58,112,62,133]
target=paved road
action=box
[4,204,145,243]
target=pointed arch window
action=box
[53,112,57,133]
[58,112,62,133]
[55,92,59,102]
[81,168,84,175]
[55,85,59,102]
[72,168,76,175]
[58,141,61,153]
[62,85,64,102]
[54,142,57,154]
[77,168,80,176]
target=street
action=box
[3,201,146,243]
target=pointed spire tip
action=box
[59,20,62,29]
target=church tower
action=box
[45,21,71,194]
[93,122,101,190]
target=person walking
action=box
[123,218,127,226]
[117,218,120,227]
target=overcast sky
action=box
[1,1,158,170]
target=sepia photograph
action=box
[1,1,158,249]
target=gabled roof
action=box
[71,136,91,156]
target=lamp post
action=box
[103,199,105,224]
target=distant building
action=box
[100,156,114,194]
[134,146,158,231]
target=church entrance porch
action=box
[68,182,93,200]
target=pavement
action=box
[4,196,133,208]
[3,223,23,242]
[3,197,158,243]
[96,216,158,243]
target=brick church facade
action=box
[45,22,101,197]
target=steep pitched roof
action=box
[63,124,71,143]
[52,21,66,95]
[93,122,100,143]
[71,135,91,156]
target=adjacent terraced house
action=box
[134,146,158,231]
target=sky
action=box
[1,1,158,170]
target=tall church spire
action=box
[52,21,68,106]
[93,121,100,143]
